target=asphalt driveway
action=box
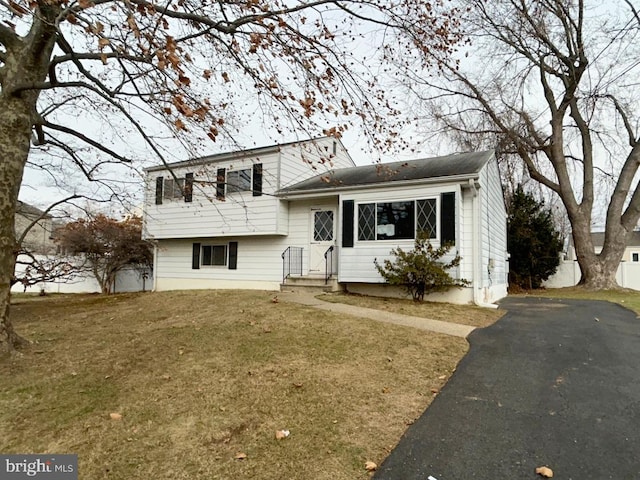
[374,296,640,480]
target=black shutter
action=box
[342,200,354,248]
[155,176,163,205]
[228,241,238,270]
[216,168,226,200]
[192,243,201,269]
[441,192,456,245]
[184,173,193,202]
[252,163,263,197]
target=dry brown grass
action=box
[518,287,640,315]
[1,290,469,480]
[319,292,505,328]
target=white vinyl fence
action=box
[12,254,151,294]
[544,260,640,290]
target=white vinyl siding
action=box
[278,137,355,188]
[478,159,508,289]
[156,238,283,285]
[153,197,339,290]
[144,153,284,239]
[144,138,353,240]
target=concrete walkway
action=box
[277,291,475,338]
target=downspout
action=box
[152,242,158,292]
[470,178,498,309]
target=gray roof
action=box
[279,150,494,194]
[145,136,342,173]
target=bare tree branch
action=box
[42,121,133,163]
[0,23,19,50]
[624,0,640,27]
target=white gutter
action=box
[469,178,498,309]
[278,173,481,199]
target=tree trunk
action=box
[571,214,628,290]
[0,99,34,351]
[0,6,60,350]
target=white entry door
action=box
[309,208,335,273]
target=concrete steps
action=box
[280,275,342,293]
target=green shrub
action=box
[374,232,470,302]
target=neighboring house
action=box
[15,201,56,254]
[143,137,508,305]
[545,231,640,290]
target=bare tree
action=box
[404,0,640,289]
[0,0,463,350]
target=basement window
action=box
[202,245,227,266]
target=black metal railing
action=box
[281,246,303,283]
[324,245,335,284]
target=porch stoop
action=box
[280,275,343,293]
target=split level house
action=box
[143,137,508,305]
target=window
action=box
[416,198,437,238]
[314,211,334,241]
[227,168,251,193]
[376,201,414,239]
[357,198,436,241]
[163,177,185,201]
[632,252,639,262]
[358,203,375,241]
[202,245,227,266]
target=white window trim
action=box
[226,168,252,194]
[201,244,228,267]
[163,177,185,202]
[355,197,440,243]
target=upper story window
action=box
[358,198,437,241]
[216,164,262,200]
[155,173,193,204]
[227,168,252,194]
[632,252,639,262]
[163,178,184,200]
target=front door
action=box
[309,208,335,273]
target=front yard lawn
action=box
[2,290,470,479]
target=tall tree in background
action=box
[56,215,152,294]
[0,0,463,350]
[404,0,640,290]
[507,186,563,290]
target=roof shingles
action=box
[279,150,494,194]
